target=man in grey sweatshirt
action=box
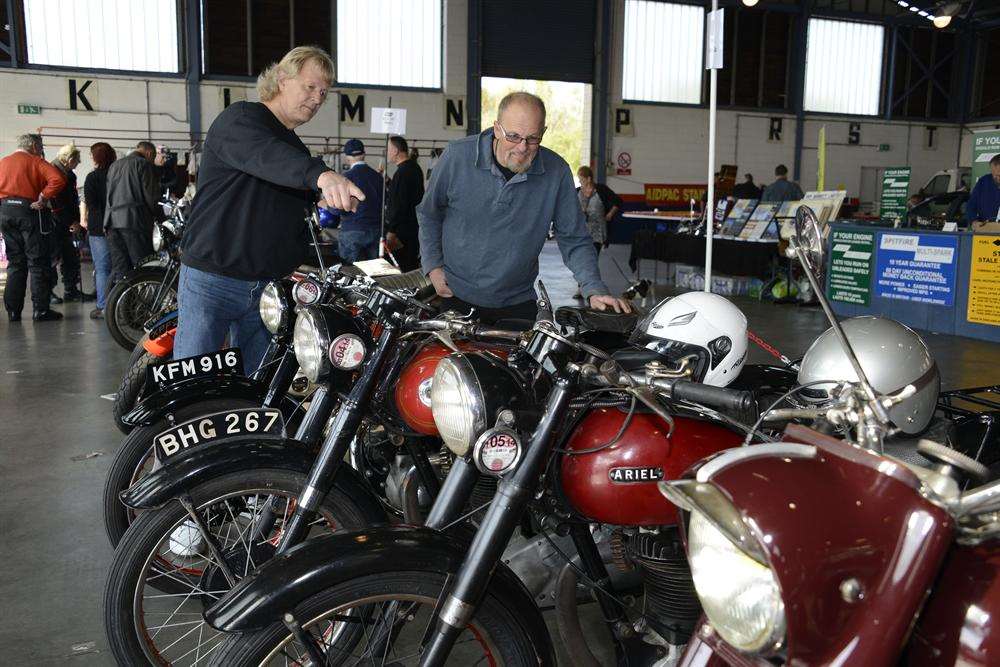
[417,91,630,323]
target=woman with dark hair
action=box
[81,142,116,318]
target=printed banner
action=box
[828,229,874,306]
[875,232,958,306]
[968,235,1000,326]
[880,167,911,223]
[644,184,706,209]
[972,128,1000,184]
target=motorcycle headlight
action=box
[152,224,164,251]
[293,308,331,383]
[687,509,785,654]
[430,355,486,457]
[259,281,291,335]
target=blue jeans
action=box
[338,227,380,263]
[88,234,112,309]
[174,265,271,373]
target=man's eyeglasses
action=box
[496,122,545,147]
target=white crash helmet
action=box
[629,292,748,387]
[796,316,940,434]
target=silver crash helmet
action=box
[797,316,939,434]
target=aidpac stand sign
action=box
[874,232,958,307]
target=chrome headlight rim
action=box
[152,224,165,251]
[260,281,292,335]
[293,306,332,383]
[430,354,487,457]
[661,480,785,656]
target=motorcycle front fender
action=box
[203,525,556,665]
[119,437,384,524]
[122,374,267,427]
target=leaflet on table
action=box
[720,199,757,237]
[739,203,778,241]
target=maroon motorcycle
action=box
[661,207,1000,666]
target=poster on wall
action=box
[967,235,1000,326]
[879,167,912,223]
[972,129,1000,183]
[828,229,874,306]
[874,232,958,306]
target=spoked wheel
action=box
[209,571,542,666]
[105,470,368,666]
[106,267,177,350]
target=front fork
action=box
[420,374,576,667]
[276,324,399,552]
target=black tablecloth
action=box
[629,230,779,279]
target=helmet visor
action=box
[630,334,710,382]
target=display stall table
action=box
[611,210,697,244]
[825,223,1000,342]
[628,229,779,279]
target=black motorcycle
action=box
[105,203,183,351]
[102,276,530,666]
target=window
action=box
[804,18,884,116]
[622,1,704,105]
[23,0,179,73]
[336,0,441,89]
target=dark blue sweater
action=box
[967,173,1000,223]
[337,162,384,232]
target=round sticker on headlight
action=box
[293,279,321,306]
[473,428,522,476]
[329,334,366,370]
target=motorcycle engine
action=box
[626,528,701,644]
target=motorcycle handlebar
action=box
[654,378,757,415]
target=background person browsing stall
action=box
[417,91,630,323]
[330,138,383,263]
[174,46,363,373]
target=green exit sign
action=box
[18,104,41,115]
[877,143,891,152]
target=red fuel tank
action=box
[394,342,510,436]
[560,408,741,526]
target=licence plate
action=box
[154,408,284,460]
[147,349,244,386]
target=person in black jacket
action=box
[384,135,424,271]
[732,173,762,201]
[104,141,162,281]
[50,143,94,302]
[174,46,363,372]
[82,142,116,318]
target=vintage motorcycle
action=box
[102,278,536,665]
[662,207,1000,666]
[102,264,433,545]
[200,287,770,665]
[201,209,998,666]
[105,200,185,351]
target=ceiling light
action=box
[742,0,759,6]
[933,2,962,29]
[933,14,952,27]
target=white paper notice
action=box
[705,9,724,70]
[371,107,407,135]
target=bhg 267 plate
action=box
[154,408,284,460]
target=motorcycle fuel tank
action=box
[560,408,741,526]
[394,342,510,436]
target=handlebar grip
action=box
[414,283,439,302]
[669,380,757,415]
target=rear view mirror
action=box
[789,205,825,284]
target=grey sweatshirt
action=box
[417,130,608,308]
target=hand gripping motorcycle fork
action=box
[420,373,577,667]
[276,323,400,552]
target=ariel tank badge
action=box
[608,467,665,483]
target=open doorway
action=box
[481,77,592,182]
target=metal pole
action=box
[379,96,392,259]
[704,0,719,292]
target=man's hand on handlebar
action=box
[589,294,633,314]
[428,267,454,298]
[317,171,365,212]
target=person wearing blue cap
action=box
[333,138,384,263]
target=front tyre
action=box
[104,469,369,667]
[102,397,260,546]
[209,571,542,667]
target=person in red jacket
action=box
[0,134,67,321]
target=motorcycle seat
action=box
[555,307,641,336]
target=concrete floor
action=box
[1,242,999,665]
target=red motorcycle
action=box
[662,207,1000,666]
